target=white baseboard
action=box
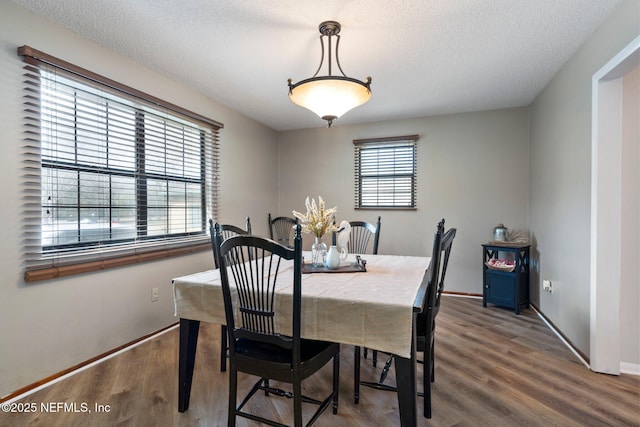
[1,324,178,403]
[620,362,640,376]
[531,306,590,369]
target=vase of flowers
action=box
[293,196,337,267]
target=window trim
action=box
[18,45,223,282]
[18,46,223,129]
[354,134,419,210]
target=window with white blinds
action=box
[18,46,222,279]
[354,135,418,209]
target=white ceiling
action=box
[11,0,622,131]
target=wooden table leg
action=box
[394,315,418,427]
[178,318,200,412]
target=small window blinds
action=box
[354,135,418,209]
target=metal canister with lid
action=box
[493,224,508,241]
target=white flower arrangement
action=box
[292,196,338,238]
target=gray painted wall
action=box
[1,0,638,399]
[277,109,530,295]
[0,0,279,396]
[529,0,639,359]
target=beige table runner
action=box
[173,254,429,358]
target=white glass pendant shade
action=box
[289,77,371,123]
[287,21,372,127]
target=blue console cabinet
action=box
[482,243,530,315]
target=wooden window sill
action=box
[24,243,211,282]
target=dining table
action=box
[172,253,431,427]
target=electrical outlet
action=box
[543,280,553,293]
[151,287,159,302]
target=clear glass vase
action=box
[311,236,327,267]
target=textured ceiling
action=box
[10,0,622,131]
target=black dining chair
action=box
[346,216,381,255]
[213,223,340,427]
[209,217,252,372]
[356,219,456,419]
[346,217,382,367]
[417,222,456,417]
[268,213,298,247]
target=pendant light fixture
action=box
[288,21,372,127]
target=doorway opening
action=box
[590,36,639,375]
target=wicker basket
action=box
[485,258,515,272]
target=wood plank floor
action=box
[2,296,638,426]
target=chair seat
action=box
[235,338,340,380]
[236,337,337,362]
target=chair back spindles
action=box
[228,247,279,336]
[217,225,302,349]
[209,217,251,269]
[209,217,252,373]
[346,216,381,255]
[268,213,298,248]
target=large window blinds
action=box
[18,46,222,280]
[354,135,418,209]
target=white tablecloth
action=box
[173,254,430,358]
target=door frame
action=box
[590,35,639,374]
